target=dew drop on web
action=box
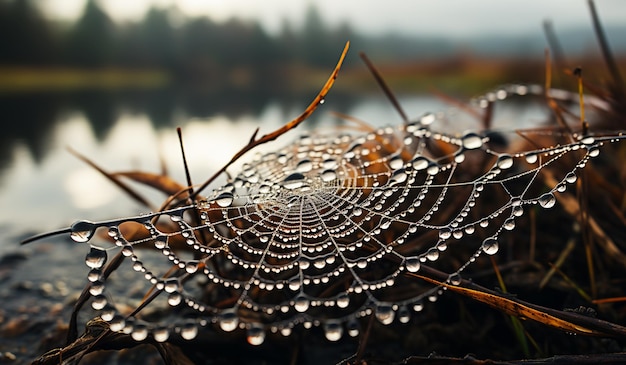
[405,256,421,272]
[449,273,462,285]
[320,169,337,182]
[375,304,395,325]
[85,247,107,269]
[215,192,234,207]
[496,154,514,169]
[538,192,557,208]
[70,220,96,243]
[336,293,350,308]
[294,295,310,313]
[131,324,149,341]
[152,327,170,342]
[282,172,306,190]
[461,132,483,150]
[347,319,360,337]
[324,321,343,341]
[247,323,265,345]
[109,315,125,332]
[218,309,239,332]
[180,321,198,340]
[398,305,411,323]
[482,237,499,255]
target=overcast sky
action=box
[40,0,625,38]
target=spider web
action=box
[69,84,623,345]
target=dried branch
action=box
[187,41,350,201]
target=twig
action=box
[588,0,624,96]
[186,41,350,201]
[542,20,567,72]
[359,52,409,127]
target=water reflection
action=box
[0,87,545,245]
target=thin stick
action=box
[359,52,409,126]
[588,0,624,95]
[177,127,194,195]
[573,68,589,135]
[543,20,567,71]
[68,147,154,210]
[187,41,350,201]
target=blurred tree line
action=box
[0,0,360,91]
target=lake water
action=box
[0,90,549,248]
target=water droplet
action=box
[91,294,107,309]
[581,136,595,145]
[288,278,301,291]
[215,192,234,207]
[439,228,452,240]
[153,327,170,342]
[347,319,360,337]
[420,112,436,125]
[89,281,105,296]
[503,218,515,230]
[168,293,182,306]
[247,323,265,345]
[163,278,179,293]
[565,172,577,184]
[413,301,424,312]
[449,273,462,285]
[180,321,198,340]
[405,257,421,272]
[398,306,411,323]
[389,156,404,169]
[320,169,337,182]
[100,306,115,321]
[88,269,101,282]
[375,304,395,325]
[154,235,167,249]
[185,260,199,274]
[390,169,408,185]
[496,155,514,169]
[538,192,556,208]
[588,146,600,157]
[131,324,149,341]
[317,321,342,343]
[218,309,239,332]
[336,293,350,308]
[525,153,538,164]
[85,247,107,269]
[426,248,439,261]
[482,237,499,255]
[461,132,483,150]
[296,159,313,173]
[109,315,125,332]
[323,158,338,169]
[283,173,306,190]
[294,295,310,312]
[411,156,430,170]
[70,220,96,243]
[121,245,133,257]
[426,163,440,175]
